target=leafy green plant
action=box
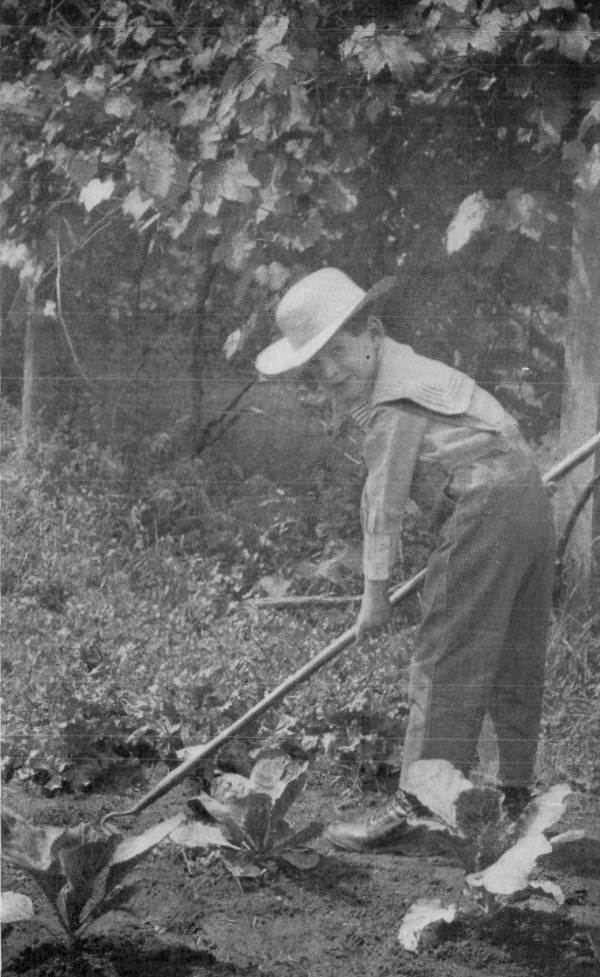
[394,760,575,953]
[172,753,321,878]
[1,807,183,950]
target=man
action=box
[255,268,556,852]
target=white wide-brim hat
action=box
[255,268,396,376]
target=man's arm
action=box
[357,405,427,637]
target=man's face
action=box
[309,318,382,411]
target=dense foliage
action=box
[2,423,599,798]
[1,0,598,444]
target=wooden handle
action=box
[101,569,425,826]
[542,432,600,485]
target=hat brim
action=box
[255,275,397,376]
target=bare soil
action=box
[2,771,599,977]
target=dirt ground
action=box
[2,770,600,977]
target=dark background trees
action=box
[1,0,598,599]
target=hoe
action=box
[101,431,600,830]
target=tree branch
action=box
[39,209,121,288]
[195,379,256,454]
[252,594,362,610]
[55,234,91,387]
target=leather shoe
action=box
[324,796,410,852]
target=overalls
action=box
[354,339,556,787]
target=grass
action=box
[1,424,599,798]
[538,612,600,790]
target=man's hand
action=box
[356,579,392,639]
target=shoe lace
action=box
[365,796,407,828]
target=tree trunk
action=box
[556,181,600,612]
[21,284,38,443]
[190,247,218,445]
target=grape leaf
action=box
[575,144,600,192]
[220,229,256,272]
[126,132,177,199]
[376,35,425,81]
[223,329,242,361]
[256,15,289,56]
[67,152,99,189]
[558,15,592,62]
[104,94,135,119]
[179,88,212,126]
[254,262,290,291]
[540,0,575,9]
[198,123,222,161]
[470,11,508,53]
[443,0,470,11]
[0,81,34,116]
[203,155,260,213]
[132,19,155,46]
[445,191,492,254]
[340,25,424,82]
[79,178,115,212]
[122,186,153,220]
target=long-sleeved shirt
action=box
[356,384,527,580]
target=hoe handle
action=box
[101,569,426,826]
[542,431,600,484]
[101,431,600,828]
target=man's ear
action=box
[367,315,385,343]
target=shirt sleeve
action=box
[360,405,427,580]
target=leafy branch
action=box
[55,234,91,387]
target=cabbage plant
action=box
[394,760,573,953]
[1,806,184,949]
[172,752,322,877]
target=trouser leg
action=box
[400,477,542,788]
[489,523,555,787]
